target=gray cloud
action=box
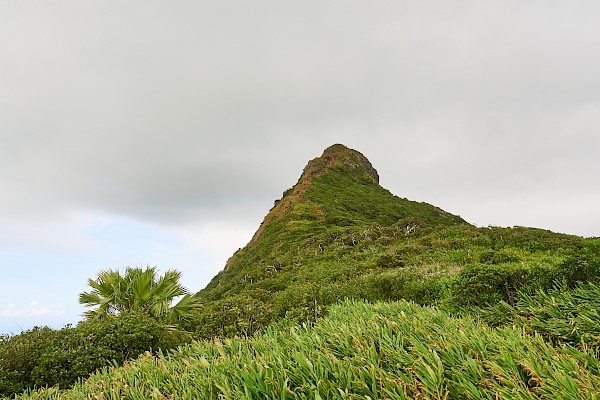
[1,1,599,236]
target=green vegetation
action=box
[4,144,600,399]
[1,266,198,398]
[192,146,598,340]
[0,327,54,397]
[79,266,202,326]
[195,145,474,335]
[13,299,600,399]
[481,282,600,349]
[0,314,178,398]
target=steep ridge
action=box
[193,144,593,339]
[253,144,464,242]
[201,144,466,294]
[194,144,475,334]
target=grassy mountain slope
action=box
[194,145,472,333]
[204,144,466,293]
[192,144,594,338]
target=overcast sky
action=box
[1,1,599,335]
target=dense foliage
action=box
[0,327,54,397]
[0,314,179,398]
[14,299,600,399]
[79,266,202,325]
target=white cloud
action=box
[0,213,110,254]
[182,222,255,259]
[1,1,599,236]
[0,301,65,318]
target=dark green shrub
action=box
[451,264,506,306]
[282,187,294,198]
[354,271,444,305]
[479,249,520,264]
[402,277,446,305]
[30,313,177,389]
[451,264,552,307]
[555,245,600,287]
[0,327,56,397]
[274,283,324,325]
[376,254,405,269]
[196,290,275,338]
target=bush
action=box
[0,327,56,397]
[196,290,275,338]
[353,270,445,305]
[0,314,178,397]
[31,314,178,389]
[451,263,552,307]
[479,249,520,264]
[555,245,600,287]
[376,254,405,269]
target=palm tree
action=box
[79,266,202,325]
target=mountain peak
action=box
[301,144,379,184]
[205,143,468,303]
[237,143,464,252]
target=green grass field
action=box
[14,289,600,399]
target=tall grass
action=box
[16,299,600,399]
[482,282,600,349]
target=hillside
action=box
[192,144,595,338]
[6,144,600,399]
[194,144,469,333]
[207,144,466,289]
[14,291,600,399]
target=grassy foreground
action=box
[16,296,600,400]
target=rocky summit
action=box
[301,144,379,184]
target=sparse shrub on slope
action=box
[479,249,520,264]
